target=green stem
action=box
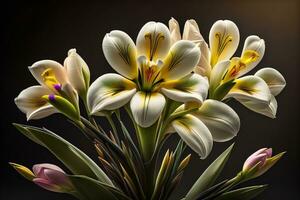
[106,113,120,145]
[137,123,158,162]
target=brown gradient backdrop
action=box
[1,0,299,199]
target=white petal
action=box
[169,18,181,45]
[15,86,57,120]
[209,20,240,67]
[161,73,208,103]
[209,60,231,91]
[64,49,90,94]
[161,40,200,80]
[130,92,165,127]
[183,19,211,77]
[193,100,240,142]
[238,35,265,77]
[136,21,171,61]
[29,60,68,87]
[102,30,138,79]
[225,75,272,104]
[172,114,213,159]
[87,73,136,114]
[255,68,286,96]
[239,95,278,118]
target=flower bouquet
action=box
[11,18,286,200]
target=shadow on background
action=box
[1,0,299,199]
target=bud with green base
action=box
[42,94,80,122]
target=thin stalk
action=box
[106,113,120,145]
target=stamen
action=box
[48,94,56,101]
[54,84,62,91]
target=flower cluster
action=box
[12,18,286,200]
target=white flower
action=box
[88,21,204,128]
[15,49,89,120]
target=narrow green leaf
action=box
[13,123,113,186]
[69,175,130,200]
[214,185,268,200]
[185,143,235,200]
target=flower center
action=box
[41,68,62,92]
[222,50,260,82]
[138,59,163,92]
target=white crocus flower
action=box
[170,99,240,159]
[88,21,205,128]
[169,18,286,118]
[15,55,81,120]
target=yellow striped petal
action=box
[172,114,213,159]
[209,20,239,67]
[102,31,138,79]
[130,92,165,127]
[14,86,57,120]
[136,21,171,62]
[225,75,271,104]
[161,40,200,80]
[87,73,136,115]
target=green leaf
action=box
[185,143,235,200]
[214,185,268,200]
[13,123,113,186]
[69,175,130,200]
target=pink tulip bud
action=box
[242,148,285,179]
[32,164,73,193]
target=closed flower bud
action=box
[64,49,90,98]
[242,148,285,179]
[10,163,74,193]
[32,163,73,193]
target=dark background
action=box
[1,0,299,199]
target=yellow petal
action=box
[10,162,35,181]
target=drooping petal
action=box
[183,19,211,77]
[136,21,171,62]
[209,20,240,67]
[160,40,200,80]
[161,73,208,103]
[64,49,90,95]
[169,18,181,45]
[225,75,271,104]
[209,60,231,91]
[29,60,68,89]
[14,86,57,120]
[239,95,278,118]
[172,114,213,159]
[102,30,138,79]
[87,73,136,115]
[130,92,165,127]
[237,35,265,77]
[193,99,240,142]
[255,68,286,96]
